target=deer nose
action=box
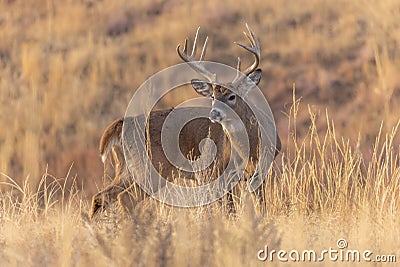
[209,108,222,123]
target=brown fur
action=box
[91,106,280,218]
[90,27,281,218]
[99,118,123,163]
[90,110,230,218]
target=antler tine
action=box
[244,23,259,47]
[183,38,188,55]
[236,56,241,71]
[233,24,261,75]
[191,27,200,58]
[199,36,208,61]
[232,57,242,83]
[177,27,216,83]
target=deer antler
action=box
[177,27,217,83]
[233,24,261,77]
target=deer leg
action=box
[91,147,130,219]
[116,183,148,217]
[90,173,131,219]
[226,190,236,214]
[249,172,266,215]
[253,185,266,215]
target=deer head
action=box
[177,24,262,128]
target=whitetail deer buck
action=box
[90,25,281,218]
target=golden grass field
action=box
[1,0,400,265]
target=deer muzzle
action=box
[209,108,225,123]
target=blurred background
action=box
[0,0,399,196]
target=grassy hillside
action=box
[0,0,400,265]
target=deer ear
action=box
[247,69,262,85]
[238,69,262,95]
[191,79,213,97]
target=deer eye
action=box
[228,94,236,101]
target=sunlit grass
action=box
[0,96,399,265]
[1,0,400,188]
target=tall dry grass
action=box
[0,94,399,266]
[1,0,400,192]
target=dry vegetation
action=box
[1,0,400,266]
